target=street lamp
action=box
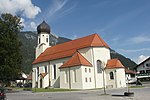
[101,62,106,95]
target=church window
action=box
[85,77,88,82]
[37,67,39,77]
[73,69,77,83]
[46,38,48,42]
[97,60,102,73]
[52,64,56,79]
[85,68,87,73]
[89,77,91,82]
[65,71,68,83]
[39,38,40,44]
[89,68,91,73]
[45,66,47,73]
[109,72,114,79]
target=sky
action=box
[0,0,150,64]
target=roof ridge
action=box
[76,52,82,64]
[76,51,92,65]
[41,34,96,57]
[91,34,109,48]
[33,33,110,64]
[60,51,92,68]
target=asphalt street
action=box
[6,84,150,100]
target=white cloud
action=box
[119,48,150,53]
[0,0,41,19]
[30,22,37,30]
[20,18,25,27]
[137,55,149,64]
[72,34,78,39]
[45,0,76,20]
[46,0,68,17]
[130,35,150,44]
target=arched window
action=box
[39,38,40,44]
[46,38,48,42]
[45,66,47,73]
[97,60,102,73]
[109,72,114,79]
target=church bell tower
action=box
[36,21,50,58]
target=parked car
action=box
[24,83,32,88]
[17,82,23,88]
[0,87,6,100]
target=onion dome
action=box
[37,21,50,34]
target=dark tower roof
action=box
[37,21,50,34]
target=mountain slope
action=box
[110,49,137,70]
[18,31,137,73]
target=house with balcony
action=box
[134,57,150,81]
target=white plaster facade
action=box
[105,68,126,88]
[135,57,150,79]
[36,32,50,58]
[32,21,127,89]
[32,46,126,89]
[136,58,150,74]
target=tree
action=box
[0,13,23,85]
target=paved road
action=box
[6,85,150,100]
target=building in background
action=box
[134,57,150,81]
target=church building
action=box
[32,21,126,89]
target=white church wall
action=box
[92,47,110,65]
[78,47,110,88]
[105,68,126,88]
[60,66,83,89]
[32,62,49,88]
[81,66,95,89]
[105,69,116,88]
[49,57,70,88]
[78,47,93,64]
[38,33,49,46]
[36,32,50,58]
[116,68,126,88]
[70,66,83,89]
[43,74,49,88]
[92,47,110,88]
[60,66,96,89]
[60,68,69,89]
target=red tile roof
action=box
[106,59,124,69]
[32,33,109,64]
[60,52,92,69]
[125,68,137,74]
